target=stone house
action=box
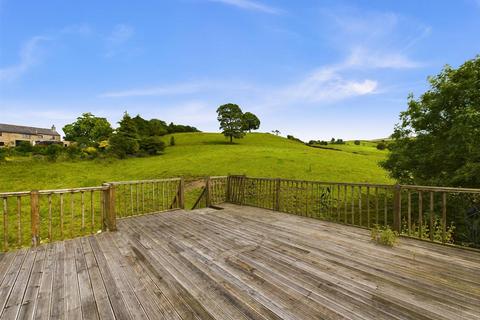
[0,123,61,147]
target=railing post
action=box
[275,178,281,211]
[205,177,211,207]
[103,184,117,231]
[393,184,401,233]
[30,190,40,247]
[178,178,185,209]
[226,176,231,203]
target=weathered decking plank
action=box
[0,204,478,319]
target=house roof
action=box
[0,123,60,136]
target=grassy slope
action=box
[0,133,392,192]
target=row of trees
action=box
[62,112,199,159]
[217,104,261,143]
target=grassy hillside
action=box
[0,132,392,192]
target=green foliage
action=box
[167,122,199,134]
[330,138,345,145]
[354,140,361,145]
[139,136,165,155]
[45,144,63,162]
[402,217,456,244]
[108,112,140,159]
[382,56,480,187]
[170,136,175,146]
[287,135,303,143]
[371,224,398,247]
[376,142,387,150]
[242,112,261,132]
[15,141,33,153]
[217,103,245,143]
[63,113,113,146]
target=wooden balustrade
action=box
[0,177,184,251]
[226,176,480,248]
[1,175,479,251]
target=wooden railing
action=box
[0,186,108,251]
[226,176,480,248]
[108,178,184,219]
[0,177,184,251]
[192,176,228,209]
[2,175,478,250]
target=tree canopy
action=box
[381,56,480,187]
[217,103,245,143]
[63,113,113,146]
[242,112,261,132]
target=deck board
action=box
[0,203,479,319]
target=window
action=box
[0,142,4,146]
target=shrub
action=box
[139,136,165,155]
[354,140,361,145]
[108,133,139,159]
[170,136,175,146]
[45,144,63,162]
[402,217,456,244]
[371,225,398,247]
[376,142,387,150]
[66,144,82,159]
[15,141,33,153]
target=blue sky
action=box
[1,0,479,140]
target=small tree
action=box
[217,103,245,143]
[108,112,140,158]
[170,136,175,146]
[272,130,281,136]
[354,140,361,145]
[242,112,260,132]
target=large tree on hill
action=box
[381,56,480,187]
[242,112,261,132]
[217,103,245,143]
[63,113,112,146]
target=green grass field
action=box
[0,132,392,192]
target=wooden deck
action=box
[0,204,479,320]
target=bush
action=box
[66,144,82,159]
[139,136,165,155]
[108,134,139,159]
[45,144,63,162]
[15,141,33,153]
[371,225,398,247]
[354,140,361,145]
[170,136,175,146]
[376,142,387,150]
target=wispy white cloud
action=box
[0,24,93,82]
[323,7,428,71]
[0,36,50,81]
[275,68,377,104]
[105,24,134,57]
[208,0,282,14]
[345,47,422,69]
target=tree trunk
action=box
[230,136,233,143]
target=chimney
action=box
[51,125,56,132]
